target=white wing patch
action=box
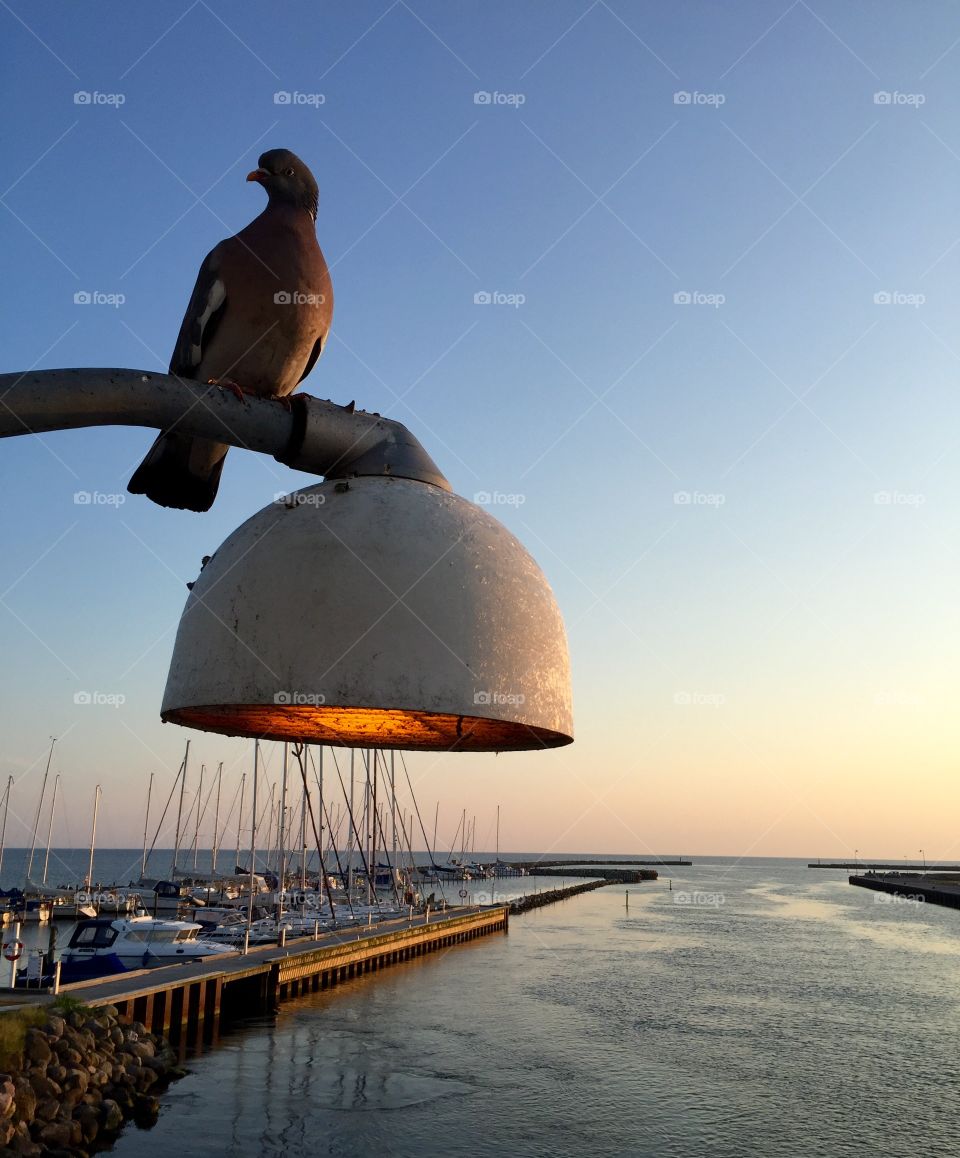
[189,278,227,367]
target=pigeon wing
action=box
[169,243,228,379]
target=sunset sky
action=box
[2,2,960,859]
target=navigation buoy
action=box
[3,940,24,962]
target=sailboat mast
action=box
[235,772,246,872]
[277,743,289,921]
[0,776,12,878]
[246,741,260,935]
[211,762,223,875]
[86,784,101,890]
[390,752,397,864]
[319,745,328,880]
[371,751,378,900]
[172,740,190,876]
[41,773,60,885]
[140,772,154,880]
[26,736,54,884]
[347,751,355,897]
[299,754,308,894]
[192,764,204,870]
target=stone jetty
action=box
[0,1002,183,1157]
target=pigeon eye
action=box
[284,167,295,176]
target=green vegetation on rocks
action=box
[0,1001,184,1157]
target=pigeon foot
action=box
[207,377,249,403]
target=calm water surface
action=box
[97,857,960,1157]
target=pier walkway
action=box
[54,905,507,1043]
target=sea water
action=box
[91,856,959,1157]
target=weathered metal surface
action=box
[162,476,574,750]
[0,368,449,489]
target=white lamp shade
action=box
[161,477,573,751]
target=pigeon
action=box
[128,148,334,512]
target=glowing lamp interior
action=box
[162,705,572,752]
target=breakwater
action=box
[507,874,654,913]
[533,867,657,882]
[0,1001,181,1155]
[812,862,960,871]
[511,858,687,869]
[850,873,960,910]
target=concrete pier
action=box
[849,873,960,909]
[57,906,508,1045]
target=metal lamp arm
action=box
[0,368,451,491]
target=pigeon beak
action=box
[246,169,268,184]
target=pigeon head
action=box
[247,149,319,219]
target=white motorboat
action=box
[58,914,232,981]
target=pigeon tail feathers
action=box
[128,431,227,513]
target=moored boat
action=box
[56,914,231,982]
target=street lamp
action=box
[0,368,574,752]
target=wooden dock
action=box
[54,905,508,1045]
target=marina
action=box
[0,875,633,1070]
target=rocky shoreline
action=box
[0,1003,184,1157]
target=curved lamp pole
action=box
[0,368,574,754]
[0,368,449,490]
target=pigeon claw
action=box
[208,377,249,403]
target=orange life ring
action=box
[2,940,23,962]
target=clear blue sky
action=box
[3,1,960,857]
